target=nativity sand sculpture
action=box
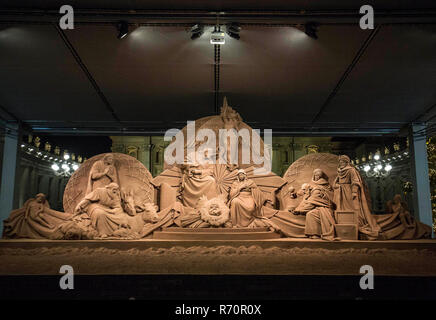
[283,153,431,240]
[2,100,432,241]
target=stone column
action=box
[18,166,30,207]
[29,166,37,196]
[0,125,21,234]
[149,142,155,176]
[140,137,152,171]
[49,176,59,209]
[409,123,433,234]
[271,143,281,176]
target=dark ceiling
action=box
[0,0,435,136]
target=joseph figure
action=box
[75,183,130,237]
[333,155,380,239]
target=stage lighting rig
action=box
[190,24,204,40]
[226,23,241,40]
[210,25,225,44]
[117,21,129,39]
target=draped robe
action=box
[375,198,432,239]
[86,160,118,195]
[333,165,380,240]
[181,166,219,208]
[83,187,130,236]
[3,199,72,239]
[228,178,265,227]
[296,181,335,240]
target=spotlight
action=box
[304,22,318,39]
[51,164,59,171]
[62,164,69,171]
[385,164,392,171]
[190,24,204,40]
[226,23,241,40]
[64,153,70,160]
[117,21,129,39]
[374,154,380,160]
[364,165,371,172]
[210,28,225,45]
[72,164,79,171]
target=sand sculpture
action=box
[3,193,72,239]
[293,169,335,240]
[63,152,154,214]
[2,101,432,241]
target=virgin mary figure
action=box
[228,169,265,227]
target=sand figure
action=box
[228,169,266,227]
[180,163,219,208]
[198,194,231,227]
[75,183,131,237]
[175,194,232,228]
[86,154,119,194]
[311,168,333,196]
[386,194,414,228]
[3,193,72,239]
[374,194,432,239]
[293,170,336,240]
[333,155,380,240]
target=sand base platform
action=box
[0,238,435,276]
[1,238,435,299]
[153,227,281,240]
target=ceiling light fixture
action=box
[210,26,225,45]
[117,21,129,39]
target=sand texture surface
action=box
[1,244,436,275]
